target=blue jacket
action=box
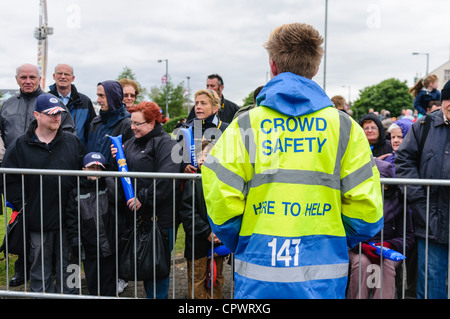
[48,83,96,146]
[413,88,441,115]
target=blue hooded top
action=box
[256,72,333,117]
[384,118,413,168]
[86,80,132,163]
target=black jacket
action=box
[360,113,393,157]
[395,109,450,244]
[1,120,86,232]
[120,123,181,229]
[178,177,212,260]
[65,177,116,257]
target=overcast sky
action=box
[1,0,449,108]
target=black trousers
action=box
[83,254,117,296]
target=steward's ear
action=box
[270,59,279,78]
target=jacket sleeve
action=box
[201,120,250,252]
[339,116,384,248]
[178,179,211,240]
[394,121,425,202]
[64,189,80,246]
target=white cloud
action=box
[1,0,449,109]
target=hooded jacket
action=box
[202,72,383,299]
[359,113,393,157]
[86,81,133,164]
[384,118,413,167]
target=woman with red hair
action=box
[112,101,180,298]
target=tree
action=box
[242,90,254,107]
[352,78,413,119]
[116,66,148,103]
[149,76,188,118]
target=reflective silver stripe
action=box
[235,259,348,283]
[237,112,256,168]
[77,189,107,200]
[334,111,352,176]
[251,169,340,190]
[203,154,249,196]
[205,109,370,194]
[341,156,376,194]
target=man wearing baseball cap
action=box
[395,79,450,299]
[0,65,75,289]
[2,93,86,294]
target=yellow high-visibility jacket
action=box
[201,72,384,299]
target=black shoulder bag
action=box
[118,215,170,281]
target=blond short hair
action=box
[264,23,324,79]
[194,89,221,108]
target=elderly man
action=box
[0,63,75,287]
[48,64,96,145]
[0,64,75,148]
[2,93,86,293]
[395,79,450,299]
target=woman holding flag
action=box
[111,101,180,298]
[180,89,229,173]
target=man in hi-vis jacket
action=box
[201,23,384,299]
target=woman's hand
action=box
[127,197,142,211]
[184,164,197,173]
[110,143,124,159]
[110,144,118,159]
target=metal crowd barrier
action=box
[0,167,448,299]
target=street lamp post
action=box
[157,59,169,118]
[186,76,191,112]
[412,52,429,76]
[342,85,351,107]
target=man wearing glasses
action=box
[0,64,75,287]
[48,64,96,146]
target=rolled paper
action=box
[108,135,135,202]
[178,127,198,169]
[369,242,406,261]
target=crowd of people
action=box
[0,21,449,300]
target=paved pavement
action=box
[1,253,234,299]
[121,253,234,299]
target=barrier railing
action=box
[0,167,448,299]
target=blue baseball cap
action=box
[34,93,66,114]
[83,152,106,169]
